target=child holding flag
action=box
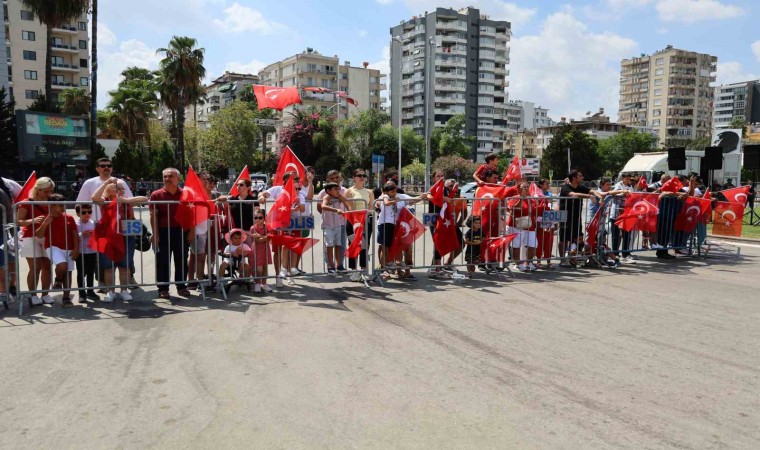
[35,193,78,308]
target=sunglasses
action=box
[355,174,367,178]
[237,183,248,187]
[79,211,92,214]
[98,164,112,168]
[293,178,301,182]
[255,216,265,220]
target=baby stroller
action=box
[216,228,252,296]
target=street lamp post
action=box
[424,36,435,191]
[392,36,403,187]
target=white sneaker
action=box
[103,291,117,303]
[275,277,284,288]
[279,269,288,279]
[30,296,43,306]
[254,284,262,293]
[261,284,273,292]
[624,256,637,264]
[41,295,54,304]
[120,291,132,302]
[290,268,300,277]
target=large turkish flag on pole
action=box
[253,85,301,111]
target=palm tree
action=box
[20,0,90,111]
[107,78,159,146]
[59,87,91,115]
[157,36,206,173]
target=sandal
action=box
[177,288,191,296]
[62,297,74,308]
[158,291,170,299]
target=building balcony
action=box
[50,80,79,89]
[51,43,80,53]
[51,62,80,72]
[53,25,78,34]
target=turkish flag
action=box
[721,186,750,206]
[433,204,460,257]
[660,177,683,193]
[614,192,659,232]
[253,85,301,111]
[13,171,36,204]
[483,234,518,261]
[637,175,648,191]
[429,177,445,208]
[303,87,331,93]
[712,201,745,237]
[266,176,296,230]
[386,208,425,261]
[267,233,318,256]
[89,201,125,263]
[675,196,712,233]
[272,146,306,186]
[501,156,522,185]
[335,91,358,106]
[228,165,250,197]
[473,184,515,217]
[176,167,211,231]
[584,206,603,251]
[344,210,367,259]
[701,189,712,224]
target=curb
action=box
[708,234,760,244]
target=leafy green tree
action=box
[402,160,426,182]
[730,117,748,138]
[239,83,277,160]
[200,100,259,169]
[432,155,479,181]
[149,141,178,179]
[430,114,474,159]
[0,87,18,166]
[59,87,91,116]
[111,141,148,179]
[88,143,108,174]
[107,69,159,146]
[28,94,61,113]
[278,108,337,166]
[541,124,602,180]
[157,36,206,171]
[597,129,657,176]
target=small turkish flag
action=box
[637,175,648,191]
[344,210,367,259]
[386,208,425,261]
[584,206,603,251]
[14,171,36,204]
[660,177,683,193]
[176,167,211,231]
[473,184,514,217]
[228,165,250,197]
[483,234,518,261]
[267,233,318,256]
[253,85,301,111]
[614,192,659,232]
[720,186,750,205]
[433,204,460,257]
[429,178,445,208]
[501,156,521,185]
[335,91,358,106]
[89,201,125,263]
[272,146,306,187]
[712,201,745,237]
[675,196,712,233]
[266,176,296,230]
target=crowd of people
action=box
[0,152,748,310]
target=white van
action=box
[619,150,741,185]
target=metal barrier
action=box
[1,204,12,310]
[2,188,715,316]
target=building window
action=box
[655,57,664,66]
[22,31,36,41]
[51,56,64,65]
[51,37,64,46]
[23,50,37,60]
[24,70,38,80]
[79,58,88,68]
[654,99,662,106]
[78,21,87,31]
[652,119,660,126]
[653,109,661,116]
[51,75,64,84]
[655,68,664,76]
[80,77,89,86]
[79,40,87,49]
[20,10,34,20]
[654,79,662,86]
[25,90,39,100]
[654,88,662,96]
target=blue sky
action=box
[97,0,760,121]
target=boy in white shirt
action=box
[320,182,350,275]
[75,204,99,302]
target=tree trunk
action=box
[44,24,53,111]
[90,0,98,163]
[262,130,268,162]
[177,91,186,174]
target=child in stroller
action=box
[219,228,252,293]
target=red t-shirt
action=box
[506,198,537,231]
[150,187,183,228]
[19,201,49,237]
[474,163,493,181]
[44,215,78,250]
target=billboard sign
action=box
[520,157,540,176]
[16,111,90,163]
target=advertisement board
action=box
[520,158,540,176]
[16,111,90,163]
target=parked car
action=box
[459,182,478,199]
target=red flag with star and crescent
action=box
[433,203,460,257]
[13,171,36,204]
[637,175,648,191]
[253,85,301,111]
[386,208,425,261]
[674,196,712,233]
[472,184,516,217]
[712,201,745,237]
[266,176,296,230]
[429,177,445,208]
[483,234,518,261]
[176,167,211,231]
[584,206,604,251]
[720,186,750,206]
[614,192,659,232]
[88,201,125,263]
[228,165,250,197]
[660,177,683,193]
[501,156,522,185]
[272,146,306,187]
[267,233,318,256]
[343,210,367,259]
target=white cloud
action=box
[508,11,637,120]
[714,61,760,86]
[98,39,162,107]
[369,45,391,78]
[212,2,286,34]
[97,23,117,47]
[223,59,268,76]
[376,0,394,4]
[358,30,368,38]
[656,0,743,23]
[752,41,760,62]
[400,0,537,29]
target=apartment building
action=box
[535,111,633,156]
[258,48,384,151]
[3,0,90,109]
[618,45,716,146]
[503,100,552,133]
[389,7,511,161]
[187,71,259,129]
[712,80,760,130]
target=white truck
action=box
[619,150,741,185]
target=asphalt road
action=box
[1,237,759,449]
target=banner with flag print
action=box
[712,201,745,237]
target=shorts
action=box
[19,236,46,259]
[323,226,343,247]
[377,223,395,246]
[508,229,537,248]
[47,246,76,271]
[190,233,208,255]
